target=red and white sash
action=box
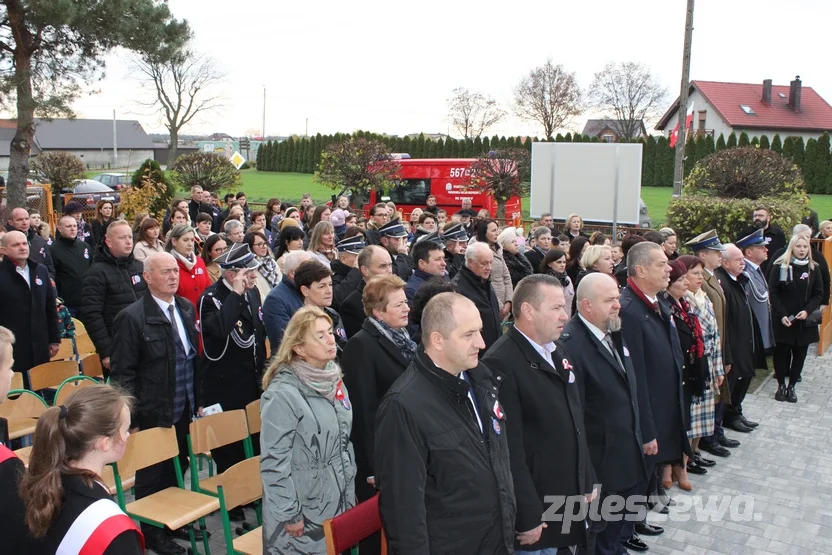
[57,498,144,555]
[0,444,16,464]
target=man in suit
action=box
[452,242,502,354]
[739,229,775,352]
[562,272,652,555]
[619,242,690,544]
[738,204,787,275]
[483,275,595,554]
[6,207,55,279]
[687,230,736,458]
[340,246,393,338]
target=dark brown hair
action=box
[94,200,115,224]
[20,385,133,537]
[137,217,160,245]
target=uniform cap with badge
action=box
[336,235,366,254]
[735,228,771,250]
[442,223,469,243]
[684,229,727,252]
[378,218,409,238]
[215,242,261,270]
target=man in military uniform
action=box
[442,223,468,280]
[377,218,413,281]
[738,229,775,352]
[197,243,267,492]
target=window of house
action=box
[698,111,706,130]
[779,93,787,99]
[601,134,614,143]
[740,105,756,115]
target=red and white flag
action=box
[669,101,695,148]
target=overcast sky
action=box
[62,0,832,139]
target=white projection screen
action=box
[530,142,643,225]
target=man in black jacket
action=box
[340,246,392,338]
[6,207,55,279]
[483,275,595,554]
[452,242,501,353]
[81,220,147,374]
[110,251,200,555]
[738,205,787,275]
[0,231,59,387]
[562,273,652,555]
[187,185,204,224]
[50,215,92,317]
[375,292,515,555]
[442,222,468,280]
[331,234,364,310]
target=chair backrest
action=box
[324,494,386,555]
[245,399,261,435]
[189,409,249,455]
[74,333,96,356]
[218,457,262,511]
[0,390,48,420]
[10,372,23,391]
[72,318,87,337]
[53,376,99,406]
[14,446,33,468]
[28,361,79,391]
[80,353,104,379]
[51,339,75,361]
[115,426,179,479]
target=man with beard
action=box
[442,223,468,280]
[738,205,786,275]
[562,273,651,555]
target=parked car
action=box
[90,172,131,190]
[62,179,120,208]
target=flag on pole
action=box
[669,101,695,148]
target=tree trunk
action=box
[7,45,35,210]
[496,199,506,224]
[167,128,179,168]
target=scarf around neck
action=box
[289,358,342,401]
[369,317,417,362]
[670,295,705,359]
[257,255,280,287]
[171,249,196,271]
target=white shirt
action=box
[514,325,556,369]
[579,314,618,359]
[152,295,191,355]
[645,293,658,304]
[460,371,484,434]
[744,259,760,272]
[15,263,30,287]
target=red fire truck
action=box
[335,157,522,222]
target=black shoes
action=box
[635,521,665,536]
[144,529,185,555]
[775,384,787,402]
[740,415,759,428]
[700,441,731,457]
[786,385,797,403]
[228,507,247,522]
[170,525,209,541]
[724,419,754,433]
[718,436,741,448]
[624,534,650,552]
[693,454,716,467]
[686,459,708,475]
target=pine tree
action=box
[591,136,601,143]
[463,138,474,157]
[286,138,296,172]
[642,136,655,187]
[804,138,819,192]
[555,133,564,142]
[695,134,710,163]
[782,136,795,162]
[759,135,770,150]
[656,136,673,187]
[794,137,805,168]
[750,137,759,147]
[491,135,500,149]
[426,140,436,158]
[564,132,573,142]
[715,134,726,151]
[738,132,750,147]
[684,136,697,176]
[473,136,483,156]
[293,139,303,172]
[817,132,832,193]
[497,136,507,148]
[771,134,782,154]
[276,140,285,171]
[727,132,738,148]
[704,134,716,157]
[415,134,426,158]
[402,136,412,157]
[482,136,490,153]
[434,139,444,158]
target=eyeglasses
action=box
[213,246,228,253]
[253,242,267,248]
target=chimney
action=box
[789,75,802,112]
[762,79,772,105]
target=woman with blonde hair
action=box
[260,306,356,554]
[572,245,614,312]
[498,226,533,287]
[815,220,832,239]
[19,384,142,553]
[659,227,679,260]
[563,213,588,241]
[307,221,337,267]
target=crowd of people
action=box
[0,189,829,554]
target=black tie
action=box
[168,305,186,352]
[603,333,625,373]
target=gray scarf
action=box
[289,358,342,401]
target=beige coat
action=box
[701,269,731,402]
[132,239,164,262]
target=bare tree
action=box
[588,62,668,140]
[447,87,505,139]
[132,46,223,165]
[514,60,582,139]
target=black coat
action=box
[443,248,464,280]
[341,319,410,501]
[524,247,546,274]
[6,225,55,279]
[110,294,199,429]
[340,279,367,339]
[49,232,92,308]
[0,420,35,553]
[392,252,414,282]
[90,219,112,250]
[451,265,501,353]
[561,316,647,494]
[715,268,768,378]
[739,223,786,275]
[667,298,709,409]
[768,261,825,346]
[619,285,690,464]
[80,244,148,359]
[375,349,516,555]
[503,250,534,287]
[0,258,59,375]
[482,327,594,550]
[197,280,267,412]
[770,246,830,307]
[364,228,381,246]
[32,475,143,554]
[331,260,362,310]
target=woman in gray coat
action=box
[260,306,356,554]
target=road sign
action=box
[239,138,251,150]
[230,151,246,169]
[202,143,213,153]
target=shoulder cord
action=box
[198,294,230,362]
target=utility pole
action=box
[672,0,695,198]
[305,118,308,137]
[112,110,118,169]
[262,86,266,140]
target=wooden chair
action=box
[71,318,87,337]
[10,372,23,391]
[245,399,261,436]
[112,426,219,555]
[0,390,48,440]
[13,446,32,467]
[80,353,105,379]
[27,361,79,392]
[50,339,75,361]
[53,376,100,406]
[216,457,263,555]
[324,494,387,555]
[74,333,96,357]
[187,409,253,495]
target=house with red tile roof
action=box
[655,77,832,144]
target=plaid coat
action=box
[686,290,724,438]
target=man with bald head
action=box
[562,273,650,554]
[50,215,92,317]
[715,243,767,434]
[375,292,516,554]
[452,242,501,353]
[0,230,59,386]
[6,206,55,279]
[110,251,201,553]
[339,245,393,338]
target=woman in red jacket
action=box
[166,223,212,307]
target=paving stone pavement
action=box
[640,346,832,555]
[142,348,832,554]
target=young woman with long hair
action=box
[19,385,142,554]
[540,248,575,317]
[90,200,116,250]
[565,236,590,286]
[201,233,228,283]
[275,226,306,273]
[244,230,282,303]
[307,221,336,267]
[132,217,165,262]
